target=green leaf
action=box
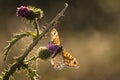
[4,32,35,61]
[27,68,39,80]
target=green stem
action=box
[34,19,40,37]
[25,56,39,63]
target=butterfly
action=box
[48,28,80,70]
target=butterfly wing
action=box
[50,52,65,70]
[62,49,80,69]
[50,28,64,70]
[50,28,60,45]
[50,49,80,70]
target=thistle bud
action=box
[38,47,51,60]
[16,6,43,20]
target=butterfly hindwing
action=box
[62,49,80,69]
[50,52,65,70]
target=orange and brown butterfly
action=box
[48,28,80,70]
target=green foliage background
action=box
[0,0,120,80]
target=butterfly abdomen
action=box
[52,46,63,58]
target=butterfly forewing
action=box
[50,28,60,45]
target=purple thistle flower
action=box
[16,6,43,20]
[17,6,30,17]
[48,42,59,53]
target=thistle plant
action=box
[1,3,68,80]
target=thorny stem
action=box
[3,3,68,80]
[25,56,39,63]
[34,19,40,37]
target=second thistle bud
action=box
[17,6,43,21]
[38,47,51,60]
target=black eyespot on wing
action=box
[73,61,76,64]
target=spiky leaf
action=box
[4,32,36,61]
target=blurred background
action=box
[0,0,120,80]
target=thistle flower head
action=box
[17,6,30,17]
[48,42,59,53]
[17,6,43,20]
